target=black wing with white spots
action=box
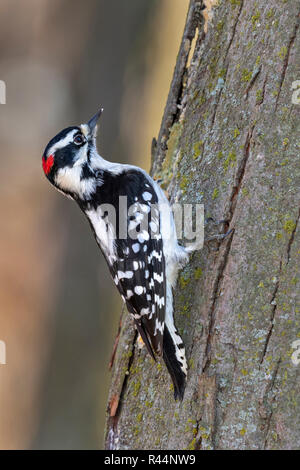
[83,169,166,357]
[43,119,188,400]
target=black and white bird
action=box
[42,110,190,400]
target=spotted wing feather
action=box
[86,169,166,357]
[112,211,165,355]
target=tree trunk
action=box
[105,0,300,450]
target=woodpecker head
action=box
[42,109,103,198]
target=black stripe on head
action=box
[43,126,80,157]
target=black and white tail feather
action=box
[42,109,190,400]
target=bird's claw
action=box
[204,228,234,245]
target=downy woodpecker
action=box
[42,110,190,400]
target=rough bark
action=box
[105,0,300,450]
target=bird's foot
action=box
[204,228,234,244]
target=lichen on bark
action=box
[105,0,300,449]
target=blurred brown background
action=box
[0,0,188,449]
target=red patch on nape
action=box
[42,154,54,175]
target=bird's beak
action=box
[87,108,103,136]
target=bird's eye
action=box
[73,134,84,145]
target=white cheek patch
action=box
[55,166,81,194]
[47,130,77,157]
[55,166,95,198]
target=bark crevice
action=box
[286,207,300,264]
[224,0,243,62]
[152,0,204,174]
[202,232,234,373]
[261,357,281,449]
[275,13,300,110]
[259,263,281,365]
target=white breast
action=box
[85,207,116,262]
